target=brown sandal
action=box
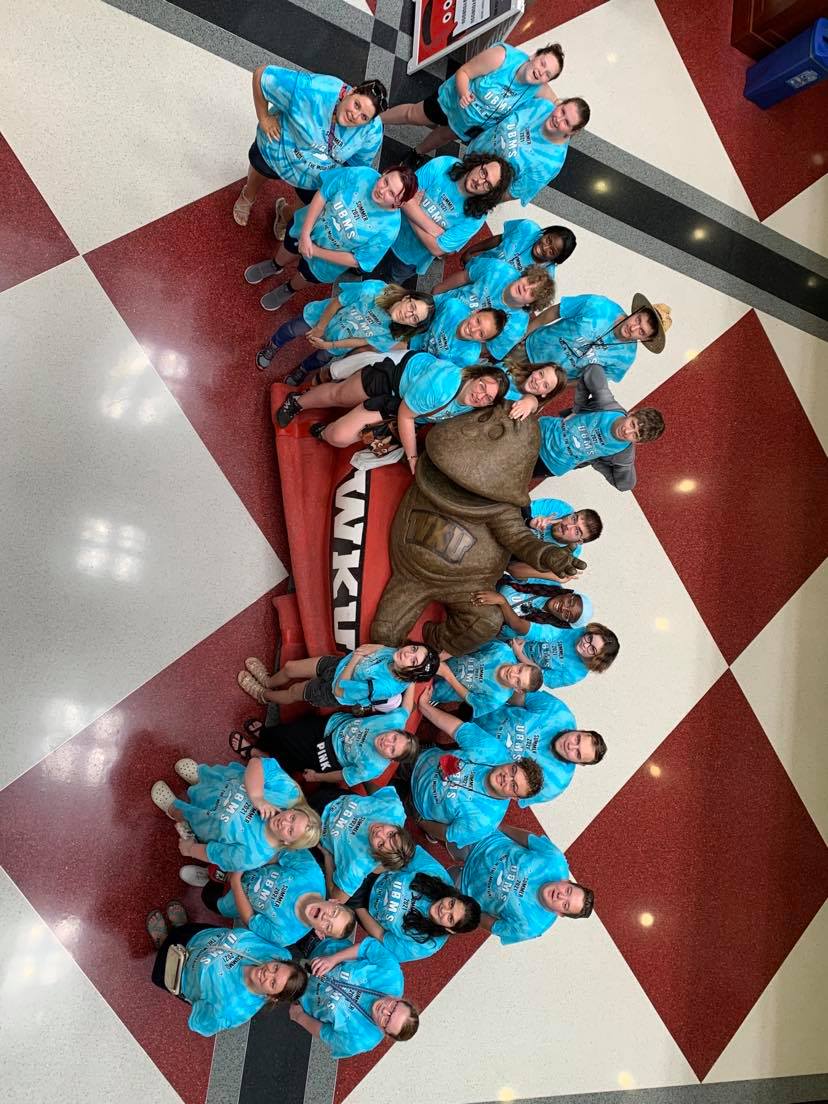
[245,657,271,684]
[238,670,266,704]
[233,186,254,226]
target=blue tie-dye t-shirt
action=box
[483,218,557,280]
[460,831,569,944]
[437,42,539,140]
[181,928,291,1036]
[430,639,517,717]
[333,647,407,707]
[538,411,627,476]
[302,280,397,354]
[300,937,403,1058]
[291,167,399,282]
[410,295,483,367]
[448,256,528,361]
[217,847,325,945]
[325,706,410,786]
[524,294,637,382]
[470,697,576,807]
[467,99,569,206]
[256,67,382,189]
[392,156,486,274]
[320,787,407,897]
[368,846,450,961]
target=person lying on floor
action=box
[289,937,419,1057]
[150,755,321,872]
[392,687,544,848]
[313,786,416,904]
[354,844,480,963]
[237,643,438,713]
[228,685,419,789]
[506,497,601,584]
[254,281,434,386]
[183,846,356,948]
[244,164,416,312]
[454,694,607,807]
[146,900,308,1036]
[509,621,619,697]
[473,576,593,637]
[457,825,594,945]
[275,354,509,476]
[431,639,542,718]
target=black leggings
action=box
[151,923,214,990]
[256,715,342,776]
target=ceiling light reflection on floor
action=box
[593,178,609,193]
[639,912,655,928]
[675,478,697,494]
[648,763,662,778]
[618,1071,636,1090]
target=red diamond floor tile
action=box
[85,180,330,564]
[655,0,828,221]
[509,0,610,47]
[633,310,828,664]
[0,135,77,293]
[567,670,828,1080]
[0,588,285,1104]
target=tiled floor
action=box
[0,1,825,1103]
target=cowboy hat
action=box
[631,293,672,354]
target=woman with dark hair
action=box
[355,854,481,962]
[381,41,565,156]
[384,153,514,284]
[289,937,419,1057]
[255,281,434,386]
[409,298,507,369]
[233,65,387,226]
[276,354,509,474]
[244,165,418,312]
[473,577,593,633]
[146,901,308,1036]
[458,220,577,279]
[467,97,590,207]
[499,355,568,421]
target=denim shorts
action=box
[303,655,342,708]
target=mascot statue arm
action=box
[488,510,587,579]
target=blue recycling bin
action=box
[744,17,828,109]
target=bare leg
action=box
[320,404,384,447]
[416,125,457,155]
[274,243,300,268]
[293,374,369,412]
[381,102,432,127]
[262,682,310,705]
[266,657,321,688]
[244,164,269,203]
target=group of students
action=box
[145,35,677,1061]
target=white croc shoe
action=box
[151,780,177,817]
[174,758,199,785]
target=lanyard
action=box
[558,316,628,365]
[325,85,348,163]
[319,975,388,1025]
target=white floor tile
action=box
[762,174,828,258]
[757,311,828,454]
[517,0,755,216]
[486,198,751,410]
[0,0,253,253]
[526,474,727,851]
[0,257,285,789]
[344,912,697,1104]
[0,869,183,1104]
[731,560,828,842]
[705,901,828,1083]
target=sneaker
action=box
[179,865,209,888]
[261,284,293,311]
[245,258,283,285]
[284,364,310,387]
[256,342,278,369]
[276,392,303,428]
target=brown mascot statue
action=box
[371,404,586,655]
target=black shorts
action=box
[283,225,322,285]
[303,655,342,709]
[422,92,449,127]
[256,714,342,776]
[247,140,316,204]
[360,354,411,419]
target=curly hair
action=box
[448,153,514,218]
[521,264,556,312]
[516,756,544,797]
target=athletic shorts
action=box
[283,224,322,284]
[422,91,449,127]
[247,140,316,204]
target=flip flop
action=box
[228,729,257,761]
[243,718,263,739]
[146,908,169,949]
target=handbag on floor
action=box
[164,939,268,997]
